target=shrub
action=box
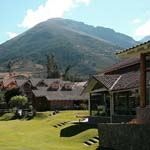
[9,95,28,109]
[0,112,15,121]
[4,88,22,104]
[79,103,88,110]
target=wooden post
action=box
[103,93,106,110]
[110,92,114,123]
[140,53,146,107]
[89,93,92,116]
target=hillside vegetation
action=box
[0,18,138,76]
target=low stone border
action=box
[52,121,69,128]
[98,123,150,150]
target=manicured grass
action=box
[0,111,98,150]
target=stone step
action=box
[60,123,65,125]
[92,137,99,142]
[89,139,98,143]
[83,136,99,147]
[57,124,62,127]
[93,136,99,140]
[53,122,68,128]
[84,141,93,146]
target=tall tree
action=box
[46,54,60,78]
[7,61,13,73]
[62,65,73,81]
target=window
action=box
[90,92,110,116]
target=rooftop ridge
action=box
[110,75,122,90]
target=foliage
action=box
[9,95,28,109]
[46,54,60,78]
[4,88,22,104]
[0,91,5,103]
[62,65,74,80]
[0,112,15,121]
[0,18,127,76]
[79,103,88,110]
[6,60,15,73]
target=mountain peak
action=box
[0,18,138,76]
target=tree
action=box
[46,54,60,78]
[6,60,16,73]
[9,96,28,109]
[62,65,73,81]
[0,92,4,103]
[4,88,22,105]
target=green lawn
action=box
[0,111,98,150]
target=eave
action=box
[116,41,150,58]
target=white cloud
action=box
[134,19,150,37]
[6,32,18,39]
[76,0,91,5]
[132,18,141,24]
[20,0,92,29]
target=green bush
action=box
[4,88,22,104]
[9,96,28,109]
[79,103,88,110]
[0,113,15,121]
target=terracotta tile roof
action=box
[44,79,62,86]
[32,84,89,101]
[3,78,16,88]
[29,78,42,87]
[16,79,28,87]
[116,40,150,55]
[93,74,120,89]
[103,57,140,74]
[30,78,62,87]
[112,72,140,91]
[92,71,147,91]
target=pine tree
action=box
[46,54,60,78]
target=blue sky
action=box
[0,0,150,44]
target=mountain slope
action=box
[47,18,137,48]
[140,35,150,43]
[0,18,137,76]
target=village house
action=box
[83,42,150,124]
[0,77,88,111]
[97,41,150,150]
[32,81,88,111]
[116,40,150,124]
[84,60,140,123]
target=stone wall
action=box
[98,123,150,150]
[137,106,150,124]
[50,100,74,110]
[88,116,110,124]
[112,115,135,123]
[88,115,134,124]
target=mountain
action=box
[140,35,150,43]
[54,18,137,48]
[0,18,138,76]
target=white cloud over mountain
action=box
[135,19,150,37]
[132,18,141,24]
[7,32,18,39]
[20,0,92,28]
